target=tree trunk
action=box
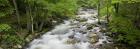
[13,0,21,30]
[135,4,139,20]
[29,5,34,33]
[114,3,119,14]
[106,0,111,23]
[31,14,34,33]
[97,0,101,24]
[26,7,30,32]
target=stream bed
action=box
[26,8,114,49]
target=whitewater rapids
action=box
[26,8,112,49]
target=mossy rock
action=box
[65,39,79,44]
[88,33,99,44]
[100,28,106,33]
[87,25,94,30]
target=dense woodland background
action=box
[0,0,140,49]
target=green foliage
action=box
[21,0,79,23]
[109,16,140,44]
[47,0,78,18]
[0,24,23,46]
[0,24,12,32]
[0,0,13,17]
[108,1,140,49]
[2,34,24,44]
[100,6,114,16]
[112,0,140,4]
[77,0,97,8]
[109,16,133,32]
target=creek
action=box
[26,8,113,49]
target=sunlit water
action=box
[26,8,112,49]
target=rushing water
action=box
[26,8,112,49]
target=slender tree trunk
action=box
[97,0,101,23]
[106,0,111,22]
[13,0,20,30]
[31,13,34,33]
[114,3,119,14]
[106,0,109,22]
[135,4,139,20]
[26,7,30,32]
[29,5,34,33]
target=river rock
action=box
[26,38,30,42]
[87,25,94,30]
[82,31,87,34]
[79,18,87,22]
[102,41,107,44]
[106,37,113,42]
[88,33,99,44]
[89,38,98,44]
[79,31,87,34]
[68,35,74,39]
[52,20,57,23]
[13,44,22,48]
[66,38,78,44]
[34,47,41,49]
[17,44,22,48]
[100,28,106,33]
[88,33,97,37]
